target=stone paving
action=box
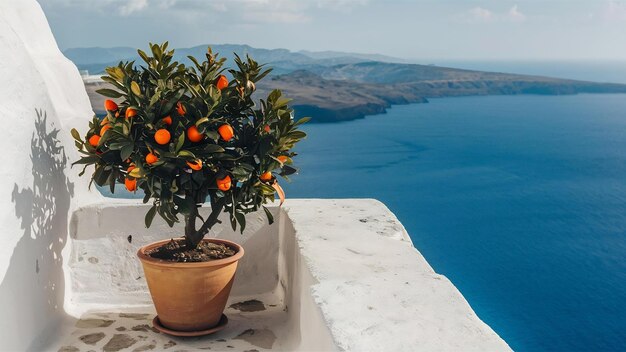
[57,299,286,352]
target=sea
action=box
[101,62,626,351]
[282,94,626,351]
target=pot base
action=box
[152,314,228,336]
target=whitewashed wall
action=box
[0,0,103,350]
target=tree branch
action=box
[197,196,226,238]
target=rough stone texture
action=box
[79,332,106,345]
[284,199,511,351]
[230,300,266,312]
[102,334,137,351]
[76,319,115,329]
[235,329,277,349]
[58,346,80,352]
[54,304,289,351]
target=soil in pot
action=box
[146,239,236,262]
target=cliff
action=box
[84,63,626,123]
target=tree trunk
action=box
[184,205,200,249]
[184,194,226,249]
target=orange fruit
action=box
[145,152,158,164]
[218,124,234,141]
[277,155,288,163]
[154,129,171,145]
[187,159,202,171]
[264,124,271,133]
[216,75,228,90]
[216,175,232,191]
[125,108,137,118]
[125,178,137,192]
[115,111,120,118]
[127,165,136,173]
[259,171,272,182]
[104,99,118,111]
[100,125,112,135]
[176,102,186,116]
[88,135,100,147]
[187,125,204,142]
[162,116,172,125]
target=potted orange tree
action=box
[71,43,308,335]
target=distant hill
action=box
[64,46,138,65]
[255,69,626,122]
[297,50,407,64]
[74,44,626,123]
[64,44,394,75]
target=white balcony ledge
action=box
[40,198,510,351]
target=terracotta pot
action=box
[137,238,244,332]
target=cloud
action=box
[119,0,148,15]
[508,5,526,22]
[464,4,526,23]
[469,7,493,21]
[237,0,312,24]
[43,0,364,21]
[316,0,368,13]
[604,1,626,21]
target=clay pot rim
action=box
[137,237,244,268]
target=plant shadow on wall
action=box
[0,109,73,347]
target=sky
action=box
[39,0,626,61]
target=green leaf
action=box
[175,133,185,152]
[96,88,123,98]
[235,211,246,234]
[294,116,311,126]
[287,131,307,140]
[275,96,291,108]
[230,212,237,231]
[108,141,128,151]
[142,190,151,204]
[129,167,145,178]
[173,195,193,215]
[280,165,298,176]
[137,49,150,64]
[70,128,81,141]
[177,150,196,159]
[263,206,274,225]
[205,130,219,141]
[195,117,209,126]
[145,205,157,228]
[114,66,125,79]
[108,170,116,194]
[201,144,224,153]
[71,155,98,166]
[131,81,142,97]
[149,91,161,106]
[120,145,133,161]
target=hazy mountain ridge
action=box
[64,44,394,74]
[72,44,626,122]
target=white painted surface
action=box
[285,199,511,351]
[61,200,510,351]
[0,0,103,350]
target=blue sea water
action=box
[281,94,626,351]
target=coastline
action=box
[84,76,626,123]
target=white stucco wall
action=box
[0,0,103,350]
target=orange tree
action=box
[71,43,308,248]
